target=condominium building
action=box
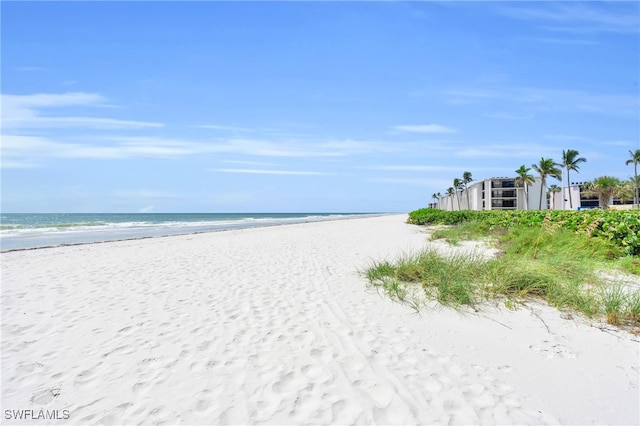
[433,177,544,211]
[549,182,634,210]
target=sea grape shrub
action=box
[599,212,640,256]
[407,209,483,225]
[407,208,640,256]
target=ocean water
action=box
[0,213,380,251]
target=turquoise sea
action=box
[0,213,380,251]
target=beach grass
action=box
[366,222,640,329]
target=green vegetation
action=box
[366,209,640,330]
[408,209,640,256]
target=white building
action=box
[433,177,545,211]
[549,182,634,210]
[549,183,583,210]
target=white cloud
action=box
[525,37,598,46]
[455,143,557,160]
[1,133,394,168]
[223,138,340,157]
[211,168,328,176]
[445,86,639,117]
[4,92,106,107]
[544,134,588,142]
[114,190,178,199]
[393,124,458,134]
[198,124,256,132]
[1,92,163,129]
[15,66,47,72]
[222,160,279,167]
[500,3,640,34]
[0,134,182,167]
[603,140,638,148]
[368,165,499,173]
[0,159,38,169]
[369,177,460,189]
[486,112,533,120]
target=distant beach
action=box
[1,214,638,425]
[0,213,380,251]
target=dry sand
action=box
[1,214,638,425]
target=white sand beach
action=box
[1,214,638,425]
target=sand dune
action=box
[1,215,638,425]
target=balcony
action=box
[492,199,517,209]
[491,179,515,189]
[492,190,516,198]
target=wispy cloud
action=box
[446,86,639,117]
[211,168,329,176]
[486,112,534,120]
[544,134,589,142]
[454,143,559,160]
[198,124,262,133]
[1,92,163,129]
[15,66,47,72]
[368,177,474,190]
[113,190,179,199]
[524,37,598,46]
[1,133,390,168]
[367,164,500,173]
[368,177,436,186]
[222,160,279,167]
[1,135,195,168]
[603,140,639,148]
[500,3,640,34]
[2,91,402,170]
[393,124,458,134]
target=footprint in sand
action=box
[17,361,46,374]
[31,386,61,405]
[272,371,299,393]
[332,399,363,424]
[352,379,394,408]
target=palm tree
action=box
[547,184,562,209]
[626,149,640,209]
[583,176,622,209]
[514,165,535,210]
[436,192,442,210]
[560,149,587,209]
[446,187,455,211]
[453,178,463,211]
[462,171,473,210]
[532,157,562,210]
[618,180,635,205]
[431,193,439,208]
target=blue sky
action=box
[2,1,639,213]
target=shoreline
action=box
[2,214,638,425]
[0,213,388,253]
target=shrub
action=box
[408,209,640,256]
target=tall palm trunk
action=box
[539,178,544,209]
[635,162,638,209]
[567,169,573,209]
